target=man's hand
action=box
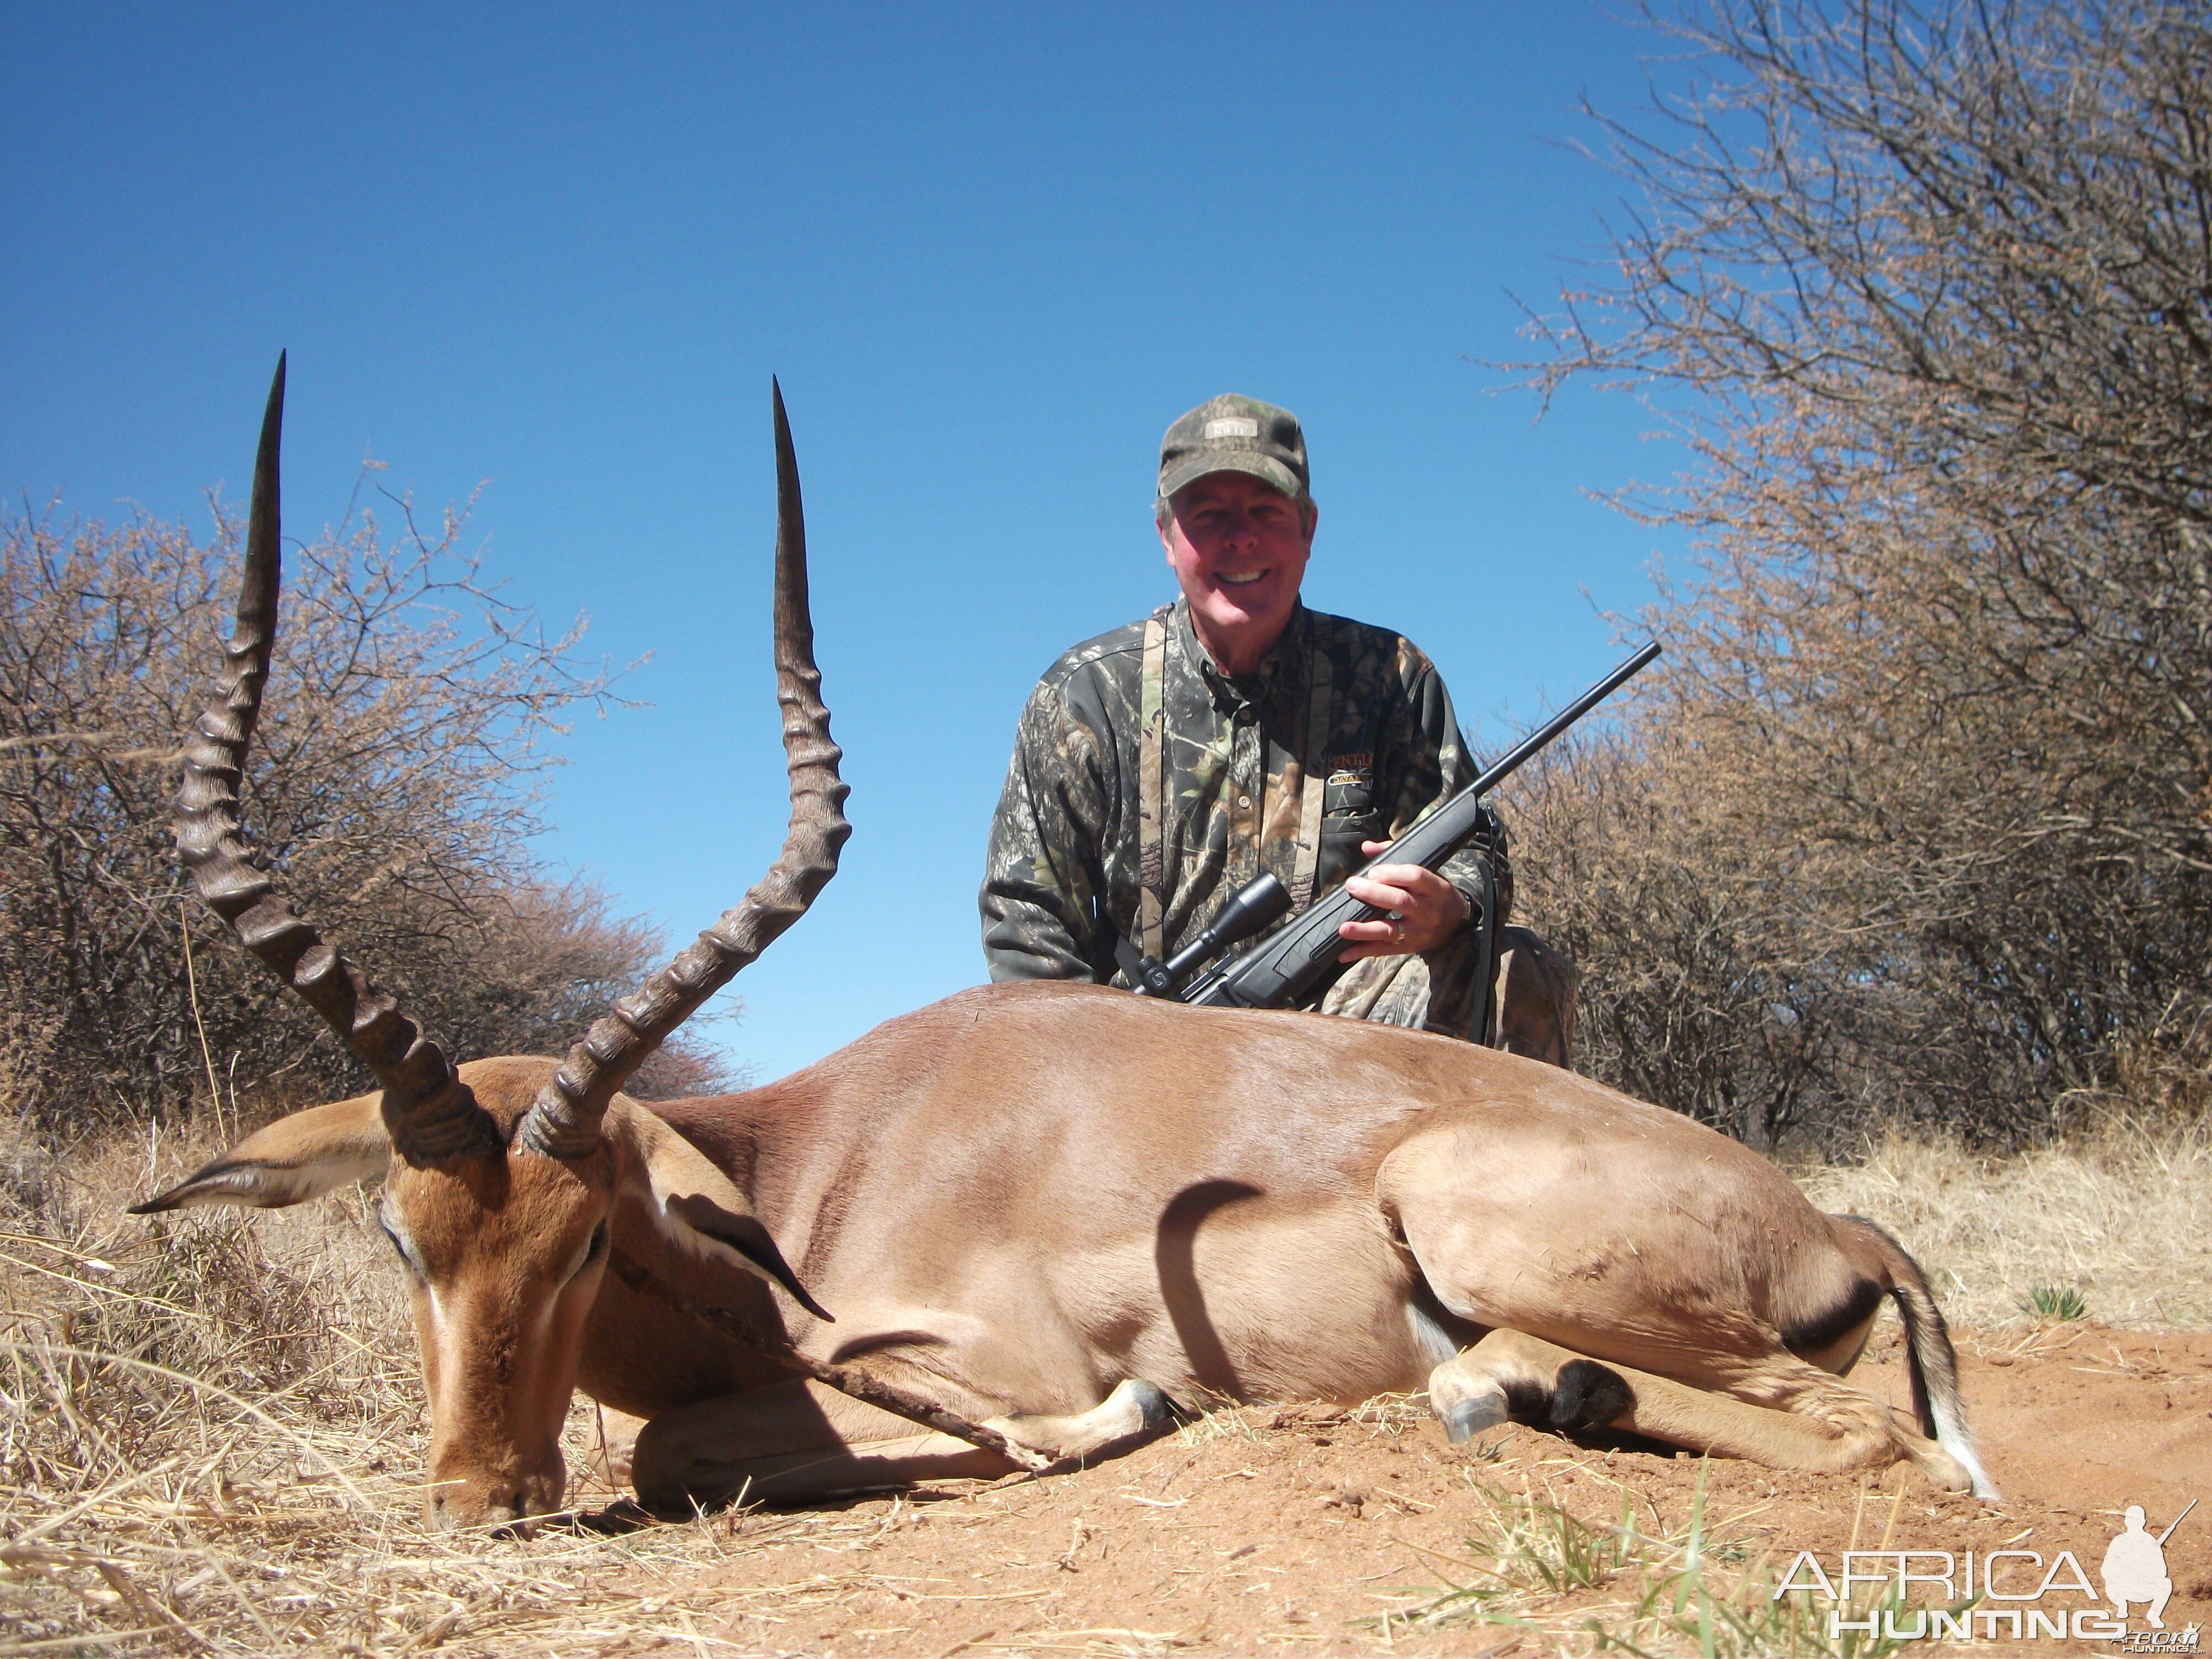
[1336,841,1471,962]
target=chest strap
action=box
[1138,612,1170,960]
[1287,649,1332,913]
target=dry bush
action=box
[1508,0,2212,1144]
[1796,1109,2212,1329]
[0,496,735,1130]
[1501,729,1848,1151]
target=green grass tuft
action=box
[2018,1283,2089,1321]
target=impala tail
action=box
[1833,1213,1999,1500]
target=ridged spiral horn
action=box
[517,380,851,1160]
[173,356,498,1165]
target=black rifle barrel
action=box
[1460,638,1660,799]
[1176,639,1661,1010]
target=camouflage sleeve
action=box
[979,674,1118,982]
[1381,654,1514,933]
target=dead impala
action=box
[135,361,1996,1527]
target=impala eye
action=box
[377,1209,425,1280]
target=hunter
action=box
[980,393,1572,1060]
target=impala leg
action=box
[633,1379,1015,1510]
[580,1405,649,1491]
[632,1376,1177,1511]
[987,1377,1178,1459]
[1429,1331,1974,1493]
[1427,1328,1632,1443]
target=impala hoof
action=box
[1106,1378,1177,1436]
[1440,1391,1509,1444]
[1548,1359,1634,1434]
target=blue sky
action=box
[3,3,1692,1084]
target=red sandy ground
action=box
[590,1326,2212,1657]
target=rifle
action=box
[1117,640,1661,1019]
[2156,1498,2196,1546]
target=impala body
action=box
[139,364,1995,1527]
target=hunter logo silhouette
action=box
[2105,1500,2194,1629]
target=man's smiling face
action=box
[1159,471,1317,675]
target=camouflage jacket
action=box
[980,598,1510,992]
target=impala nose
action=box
[425,1439,568,1528]
[428,1479,542,1530]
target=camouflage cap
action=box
[1157,394,1311,504]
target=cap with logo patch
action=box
[1157,394,1311,504]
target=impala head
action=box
[133,358,847,1527]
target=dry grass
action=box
[1794,1107,2212,1329]
[1,1102,2205,1655]
[0,1113,877,1656]
[1372,1460,1994,1659]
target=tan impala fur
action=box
[137,365,1995,1528]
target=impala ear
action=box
[662,1191,832,1321]
[131,1094,390,1213]
[608,1100,832,1321]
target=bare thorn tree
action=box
[1,489,737,1128]
[1510,0,2212,1142]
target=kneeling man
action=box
[980,393,1572,1057]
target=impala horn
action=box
[517,379,850,1160]
[174,355,498,1165]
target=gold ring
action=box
[1392,921,1407,946]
